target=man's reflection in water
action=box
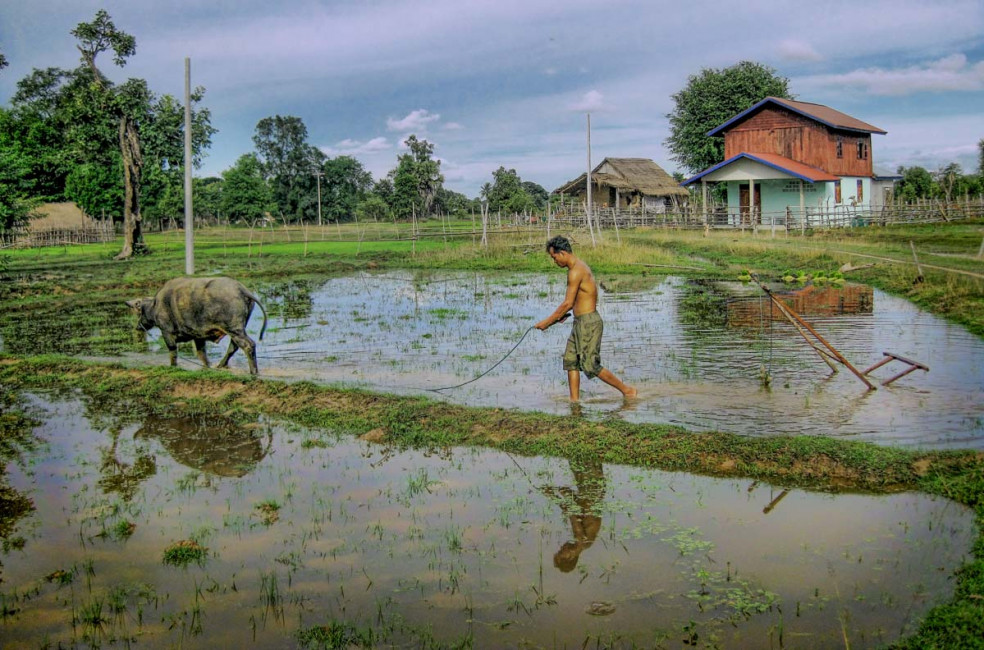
[540,457,606,573]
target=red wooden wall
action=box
[722,106,873,177]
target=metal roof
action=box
[707,97,887,136]
[681,152,840,185]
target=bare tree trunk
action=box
[115,116,147,259]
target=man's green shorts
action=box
[563,311,603,378]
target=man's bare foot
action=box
[622,386,638,399]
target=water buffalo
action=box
[127,276,268,374]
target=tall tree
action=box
[194,177,224,223]
[433,187,470,216]
[486,166,527,213]
[665,61,792,175]
[252,115,318,222]
[895,166,934,201]
[978,138,984,178]
[321,155,373,223]
[521,180,549,209]
[388,135,443,219]
[5,14,213,240]
[70,10,148,259]
[221,154,272,224]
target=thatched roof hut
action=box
[29,202,95,230]
[553,158,688,209]
[13,202,113,247]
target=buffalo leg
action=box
[193,339,211,368]
[217,340,239,368]
[228,333,258,375]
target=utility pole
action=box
[586,113,596,246]
[313,169,323,227]
[183,57,194,275]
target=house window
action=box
[834,180,842,203]
[857,179,864,202]
[857,140,868,160]
[836,136,843,159]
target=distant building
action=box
[682,97,894,226]
[9,202,114,247]
[553,157,689,213]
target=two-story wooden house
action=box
[682,97,894,227]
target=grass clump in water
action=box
[162,539,208,567]
[255,499,281,525]
[296,621,376,649]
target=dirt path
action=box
[832,248,984,280]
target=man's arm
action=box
[535,266,581,330]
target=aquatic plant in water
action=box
[162,540,208,566]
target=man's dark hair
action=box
[546,235,572,254]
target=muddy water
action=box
[207,271,980,449]
[1,394,975,648]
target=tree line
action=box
[0,11,549,258]
[3,13,980,260]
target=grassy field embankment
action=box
[3,218,981,333]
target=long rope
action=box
[426,325,536,393]
[137,315,550,394]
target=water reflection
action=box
[134,414,272,477]
[97,425,157,501]
[540,458,606,573]
[724,282,874,328]
[1,394,977,649]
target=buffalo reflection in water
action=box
[134,414,273,478]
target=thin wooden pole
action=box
[183,57,194,275]
[800,180,806,235]
[585,113,596,246]
[768,294,839,373]
[910,240,925,282]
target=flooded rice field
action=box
[2,270,981,448]
[0,393,976,648]
[97,271,984,449]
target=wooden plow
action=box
[861,352,929,387]
[751,275,929,390]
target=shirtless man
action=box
[535,235,636,402]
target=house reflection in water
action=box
[726,283,873,328]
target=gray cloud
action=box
[798,54,984,96]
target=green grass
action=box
[2,220,980,334]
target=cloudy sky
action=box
[2,0,982,198]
